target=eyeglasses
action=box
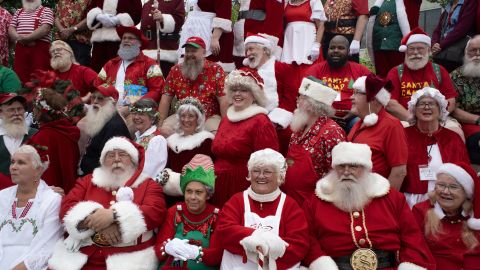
[407,46,427,53]
[352,90,366,96]
[251,169,276,177]
[49,48,67,55]
[416,102,438,108]
[336,164,361,172]
[105,150,130,160]
[435,183,462,192]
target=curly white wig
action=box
[407,87,449,124]
[224,70,268,108]
[247,148,287,184]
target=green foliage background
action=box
[2,0,57,13]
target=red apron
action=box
[282,129,325,206]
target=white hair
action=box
[247,148,286,184]
[175,104,205,134]
[407,87,449,124]
[15,145,49,172]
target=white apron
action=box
[281,21,316,65]
[178,0,215,58]
[221,191,300,270]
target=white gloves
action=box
[349,40,360,55]
[240,230,269,255]
[165,238,200,261]
[240,230,289,260]
[309,42,321,62]
[96,13,119,28]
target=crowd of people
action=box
[0,0,480,269]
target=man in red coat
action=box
[87,0,142,72]
[243,34,300,155]
[304,142,435,269]
[48,137,166,270]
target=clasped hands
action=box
[79,208,122,245]
[96,13,120,28]
[164,238,200,261]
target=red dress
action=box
[211,107,279,207]
[412,200,480,270]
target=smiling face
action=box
[327,36,349,68]
[435,173,467,215]
[405,42,430,70]
[184,181,209,214]
[231,86,255,111]
[245,43,268,68]
[350,90,368,118]
[250,164,279,195]
[179,109,199,135]
[132,112,153,134]
[414,96,440,124]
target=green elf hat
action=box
[180,154,216,194]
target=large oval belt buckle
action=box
[350,248,378,270]
[92,232,111,247]
[379,11,392,26]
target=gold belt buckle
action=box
[350,248,378,270]
[92,232,112,247]
[378,11,392,26]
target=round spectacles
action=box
[416,102,438,109]
[435,183,462,192]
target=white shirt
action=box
[135,126,168,178]
[115,59,133,106]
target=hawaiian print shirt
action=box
[451,67,480,115]
[55,0,93,43]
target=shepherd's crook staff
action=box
[153,0,161,64]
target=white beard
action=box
[94,164,136,189]
[50,55,71,71]
[327,171,372,212]
[243,55,261,69]
[22,0,41,11]
[405,55,429,71]
[462,57,480,78]
[82,102,116,137]
[290,108,310,132]
[181,57,204,81]
[0,117,27,138]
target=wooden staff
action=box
[153,0,161,64]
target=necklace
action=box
[12,200,34,219]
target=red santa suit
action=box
[304,172,435,269]
[211,105,279,207]
[141,0,185,76]
[348,108,408,178]
[95,52,165,104]
[48,139,166,270]
[87,0,143,72]
[412,200,480,270]
[217,190,309,269]
[54,64,98,97]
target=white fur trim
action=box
[106,247,158,270]
[363,113,379,126]
[103,0,119,14]
[162,168,183,196]
[399,45,408,52]
[91,27,121,43]
[217,61,236,72]
[115,13,135,26]
[116,187,134,201]
[366,15,376,66]
[100,137,139,166]
[143,49,178,63]
[436,163,474,198]
[407,34,431,47]
[87,7,103,30]
[244,35,273,49]
[467,217,480,230]
[299,77,338,106]
[166,131,214,153]
[63,201,103,239]
[160,14,175,34]
[111,201,147,243]
[268,108,293,129]
[226,105,268,122]
[48,240,88,270]
[212,17,232,32]
[352,76,366,93]
[316,172,390,202]
[398,262,427,270]
[308,256,339,270]
[331,142,373,170]
[375,88,391,106]
[131,173,151,188]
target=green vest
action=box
[0,128,38,175]
[373,0,403,51]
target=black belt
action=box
[238,10,266,21]
[325,19,357,29]
[333,250,396,270]
[144,30,180,41]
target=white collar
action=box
[433,202,468,219]
[226,105,268,122]
[247,187,281,202]
[258,57,275,71]
[167,130,214,153]
[135,125,157,140]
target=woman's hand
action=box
[432,43,441,55]
[152,9,164,23]
[210,37,220,56]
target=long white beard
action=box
[118,44,141,61]
[290,108,310,132]
[50,55,71,71]
[22,0,41,11]
[94,164,136,189]
[1,119,27,138]
[462,58,480,78]
[327,172,372,212]
[181,58,204,81]
[405,55,429,71]
[82,102,116,137]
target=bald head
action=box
[330,35,350,48]
[327,35,350,68]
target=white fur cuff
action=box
[111,201,147,243]
[63,201,103,239]
[212,17,232,32]
[309,256,339,270]
[87,8,103,30]
[106,247,158,270]
[115,13,135,26]
[143,49,178,63]
[48,240,89,270]
[162,168,183,196]
[268,108,293,129]
[160,14,175,33]
[398,262,427,270]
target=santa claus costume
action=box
[87,0,143,72]
[412,163,480,270]
[217,149,309,269]
[141,0,185,76]
[304,142,435,270]
[48,137,166,270]
[284,77,345,206]
[211,68,279,207]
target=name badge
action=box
[419,165,436,181]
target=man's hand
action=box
[98,223,122,245]
[152,9,164,23]
[60,27,75,39]
[50,186,65,196]
[210,37,220,56]
[432,43,441,55]
[84,208,115,231]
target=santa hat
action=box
[244,32,278,51]
[95,85,119,101]
[398,27,431,52]
[331,142,373,170]
[100,137,139,165]
[407,87,449,124]
[298,76,338,106]
[352,74,392,126]
[116,26,149,48]
[247,148,287,184]
[180,154,215,194]
[225,67,268,108]
[436,162,480,230]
